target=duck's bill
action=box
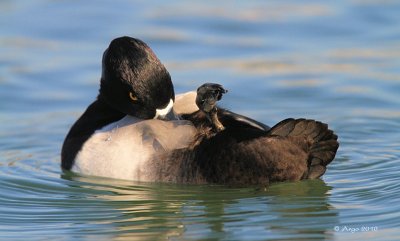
[156,109,180,120]
[155,99,180,120]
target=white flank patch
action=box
[72,114,197,181]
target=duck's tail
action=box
[269,118,339,179]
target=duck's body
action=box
[63,91,267,182]
[61,36,339,185]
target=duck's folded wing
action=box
[220,110,270,132]
[174,91,270,132]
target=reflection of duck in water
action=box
[62,175,337,240]
[61,36,339,185]
[198,179,338,240]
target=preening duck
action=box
[61,36,339,185]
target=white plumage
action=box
[72,92,198,181]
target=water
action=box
[1,0,400,240]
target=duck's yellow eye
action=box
[129,92,138,101]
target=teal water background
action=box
[1,1,400,240]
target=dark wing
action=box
[220,109,270,132]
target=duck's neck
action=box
[61,96,126,170]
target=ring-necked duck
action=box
[62,36,339,185]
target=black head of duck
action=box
[100,36,175,119]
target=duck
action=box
[61,36,339,185]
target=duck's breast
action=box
[72,115,197,181]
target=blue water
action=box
[1,0,400,240]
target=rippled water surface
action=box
[1,0,400,240]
